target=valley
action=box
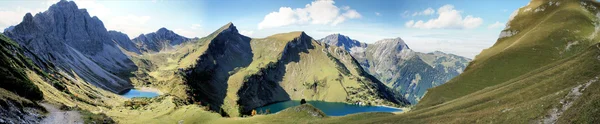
[1,0,600,124]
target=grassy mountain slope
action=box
[418,0,600,108]
[125,23,407,118]
[225,31,407,116]
[355,42,600,123]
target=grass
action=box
[418,0,600,109]
[0,34,44,101]
[9,1,600,122]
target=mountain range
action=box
[0,0,410,122]
[319,34,471,103]
[3,0,599,123]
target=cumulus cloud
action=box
[258,0,361,29]
[487,21,504,29]
[412,8,435,16]
[405,4,483,29]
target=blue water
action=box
[121,89,159,98]
[256,100,401,116]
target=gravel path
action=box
[40,103,84,124]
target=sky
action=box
[0,0,530,58]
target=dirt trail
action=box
[40,103,84,124]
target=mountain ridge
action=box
[319,34,470,103]
[3,0,136,93]
[132,27,191,53]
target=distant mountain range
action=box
[319,34,471,103]
[132,28,192,53]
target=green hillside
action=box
[419,0,600,108]
[122,23,409,118]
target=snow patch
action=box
[349,46,366,53]
[524,8,533,12]
[397,49,415,60]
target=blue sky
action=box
[0,0,530,58]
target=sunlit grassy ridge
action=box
[347,43,600,123]
[419,0,600,108]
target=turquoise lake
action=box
[256,100,402,116]
[121,89,159,98]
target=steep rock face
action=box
[185,23,253,115]
[132,28,190,53]
[3,0,135,93]
[108,31,141,54]
[320,35,470,103]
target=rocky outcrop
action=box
[108,31,141,54]
[3,0,135,93]
[319,34,470,103]
[132,28,190,53]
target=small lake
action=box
[255,100,401,116]
[121,89,159,98]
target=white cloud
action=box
[240,30,254,37]
[191,24,202,30]
[412,7,435,16]
[343,9,361,18]
[405,4,483,29]
[487,21,504,29]
[173,28,200,38]
[0,7,41,29]
[104,15,151,36]
[258,0,361,29]
[375,12,381,16]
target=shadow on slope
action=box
[237,32,314,115]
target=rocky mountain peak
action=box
[4,0,137,93]
[22,13,33,23]
[156,27,171,34]
[220,22,239,34]
[132,27,190,52]
[50,0,78,11]
[319,33,367,51]
[374,37,409,50]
